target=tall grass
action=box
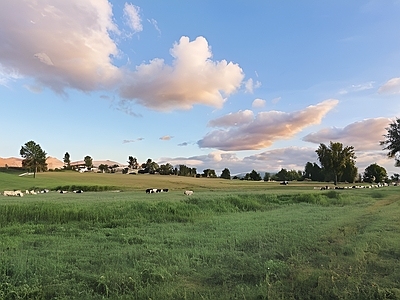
[0,188,399,299]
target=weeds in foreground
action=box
[0,190,399,299]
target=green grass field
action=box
[1,170,400,299]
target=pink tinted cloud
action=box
[208,110,254,128]
[119,36,245,111]
[198,99,339,151]
[378,78,400,94]
[302,117,391,151]
[0,0,120,94]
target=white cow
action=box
[3,190,23,197]
[184,190,194,196]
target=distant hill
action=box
[70,160,127,168]
[0,156,64,169]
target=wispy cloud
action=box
[339,81,374,95]
[378,78,400,94]
[244,78,261,93]
[302,117,391,151]
[123,3,143,33]
[160,135,173,141]
[198,99,339,151]
[123,138,144,144]
[148,18,161,35]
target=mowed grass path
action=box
[1,170,400,299]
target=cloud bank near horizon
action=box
[198,99,339,151]
[0,1,245,111]
[302,117,391,151]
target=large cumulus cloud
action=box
[0,1,245,111]
[0,0,121,93]
[302,117,391,151]
[198,99,339,151]
[119,36,245,111]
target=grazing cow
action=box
[162,189,169,192]
[73,190,83,193]
[59,190,68,194]
[146,188,152,193]
[184,190,193,196]
[3,190,23,197]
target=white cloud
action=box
[148,18,161,35]
[120,36,245,111]
[302,117,391,151]
[0,0,120,94]
[244,147,317,171]
[378,77,400,94]
[208,110,254,128]
[338,81,374,95]
[271,97,281,104]
[123,3,143,33]
[160,135,173,141]
[198,99,339,151]
[244,78,261,93]
[252,98,266,108]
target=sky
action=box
[1,0,400,176]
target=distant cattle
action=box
[146,188,169,193]
[3,190,24,197]
[184,190,193,196]
[73,190,83,193]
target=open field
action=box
[1,170,400,299]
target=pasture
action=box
[1,170,400,299]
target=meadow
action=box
[0,169,400,299]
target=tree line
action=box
[17,118,400,182]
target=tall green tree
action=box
[203,169,217,178]
[341,162,358,183]
[263,172,271,181]
[380,118,400,167]
[316,141,356,185]
[63,152,71,168]
[363,163,387,183]
[128,156,139,169]
[220,168,231,179]
[20,140,47,178]
[159,163,174,175]
[84,156,93,168]
[244,170,261,181]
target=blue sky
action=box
[1,0,400,175]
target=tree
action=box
[341,162,358,183]
[203,169,217,178]
[128,156,139,169]
[63,152,71,168]
[243,170,261,181]
[363,163,387,183]
[159,163,174,175]
[98,164,109,173]
[220,168,231,179]
[380,118,400,167]
[303,162,324,182]
[263,172,271,181]
[20,140,47,178]
[84,156,93,168]
[316,142,356,185]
